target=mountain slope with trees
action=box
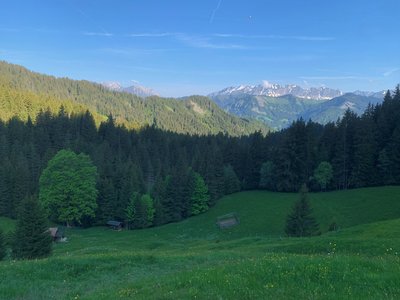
[210,90,384,130]
[0,61,268,136]
[0,85,399,229]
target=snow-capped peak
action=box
[101,81,159,98]
[102,81,122,91]
[210,81,343,100]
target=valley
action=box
[1,187,399,299]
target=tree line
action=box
[0,86,399,229]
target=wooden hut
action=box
[216,213,240,229]
[49,227,65,242]
[107,220,123,230]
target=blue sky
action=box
[1,0,399,97]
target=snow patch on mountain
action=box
[101,81,159,98]
[209,81,343,100]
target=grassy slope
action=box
[1,187,400,299]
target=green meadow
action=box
[1,186,400,299]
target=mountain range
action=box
[209,81,344,100]
[0,60,389,134]
[101,81,159,98]
[209,82,385,129]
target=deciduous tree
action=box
[39,149,98,226]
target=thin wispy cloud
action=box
[125,32,248,50]
[98,47,179,56]
[83,32,113,37]
[243,54,321,63]
[300,76,367,80]
[213,33,335,41]
[126,32,177,37]
[383,68,399,77]
[121,32,333,45]
[209,0,223,24]
[177,34,247,50]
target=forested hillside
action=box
[0,85,399,228]
[0,61,268,136]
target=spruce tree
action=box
[285,184,319,237]
[223,165,241,195]
[0,228,6,261]
[190,173,210,215]
[12,196,52,259]
[259,161,275,190]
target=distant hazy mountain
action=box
[209,81,343,100]
[102,81,159,98]
[300,93,384,125]
[210,82,385,130]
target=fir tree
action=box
[190,173,210,215]
[285,184,319,237]
[223,164,241,195]
[259,161,275,190]
[0,228,6,261]
[12,196,52,259]
[125,192,139,230]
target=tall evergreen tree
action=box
[223,164,241,195]
[0,228,6,261]
[259,161,275,190]
[190,173,210,216]
[285,184,319,237]
[12,196,52,259]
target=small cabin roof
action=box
[107,220,122,226]
[49,227,64,238]
[217,212,239,221]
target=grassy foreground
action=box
[1,186,400,299]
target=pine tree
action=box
[0,228,6,261]
[259,161,275,190]
[140,194,155,227]
[12,196,52,259]
[285,184,319,237]
[190,173,210,216]
[223,164,241,195]
[125,192,139,229]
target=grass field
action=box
[1,186,400,299]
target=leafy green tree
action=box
[190,173,210,215]
[223,165,241,195]
[0,229,6,260]
[12,196,52,259]
[285,184,319,237]
[313,162,333,191]
[39,149,98,226]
